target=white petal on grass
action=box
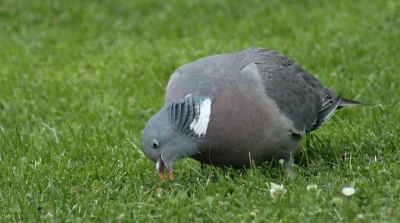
[270,183,286,198]
[342,187,355,197]
[44,212,53,218]
[117,213,125,221]
[306,184,318,191]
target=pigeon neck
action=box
[167,94,212,139]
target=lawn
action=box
[1,0,399,222]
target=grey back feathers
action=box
[167,47,362,135]
[240,48,361,133]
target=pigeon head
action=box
[142,94,211,181]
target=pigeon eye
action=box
[150,139,158,148]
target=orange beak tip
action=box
[168,172,175,181]
[159,173,165,182]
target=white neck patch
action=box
[189,98,212,137]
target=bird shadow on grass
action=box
[177,133,348,185]
[181,158,289,186]
[295,133,347,177]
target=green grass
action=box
[1,0,399,221]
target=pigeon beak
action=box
[157,155,175,182]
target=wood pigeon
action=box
[142,47,362,181]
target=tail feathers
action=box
[338,98,364,109]
[310,90,363,132]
